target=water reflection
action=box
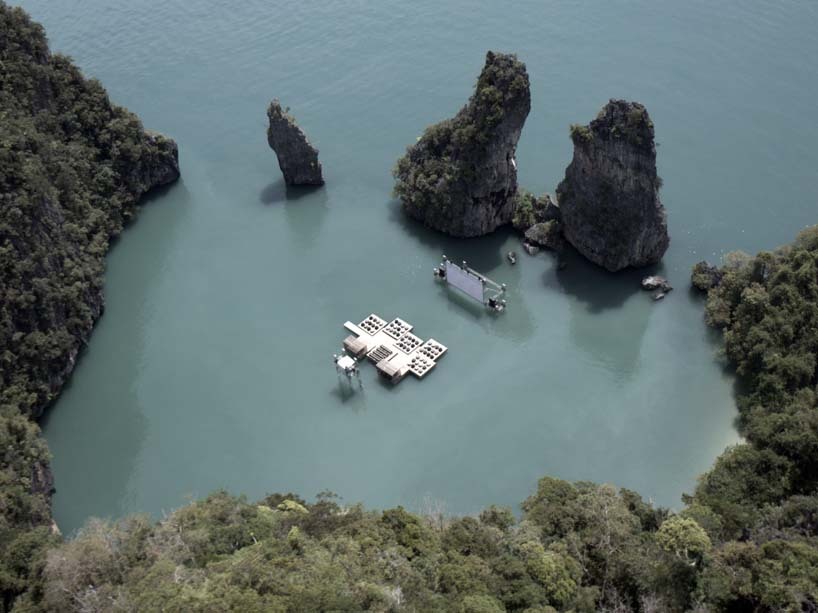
[41,180,191,533]
[283,186,329,246]
[329,382,367,409]
[259,179,324,205]
[545,246,662,380]
[546,245,666,313]
[388,200,537,342]
[387,199,507,271]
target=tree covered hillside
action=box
[0,3,178,609]
[0,3,179,419]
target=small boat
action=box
[507,251,517,265]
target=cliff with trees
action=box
[393,51,530,237]
[556,100,669,271]
[0,3,179,607]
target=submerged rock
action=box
[267,99,324,186]
[393,51,531,237]
[556,100,669,271]
[691,261,723,291]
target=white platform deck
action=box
[343,314,447,383]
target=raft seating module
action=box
[339,314,448,385]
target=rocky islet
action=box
[267,99,324,186]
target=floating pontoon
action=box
[433,255,507,312]
[336,314,447,385]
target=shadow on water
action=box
[41,180,192,534]
[386,199,538,342]
[544,244,663,379]
[259,179,324,205]
[327,371,400,412]
[259,179,329,245]
[329,381,367,409]
[699,311,749,434]
[436,284,488,320]
[284,186,329,246]
[386,199,510,273]
[545,244,666,314]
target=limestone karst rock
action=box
[691,261,723,291]
[266,100,324,186]
[393,51,531,237]
[556,100,669,271]
[134,130,180,189]
[524,221,565,252]
[0,3,181,420]
[512,190,561,233]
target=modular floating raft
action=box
[336,314,448,385]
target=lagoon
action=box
[22,0,818,534]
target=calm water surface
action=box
[22,1,818,534]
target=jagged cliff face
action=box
[556,100,669,271]
[0,4,180,420]
[267,100,324,186]
[393,51,531,237]
[0,5,181,604]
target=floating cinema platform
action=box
[337,314,447,384]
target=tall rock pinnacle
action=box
[557,100,669,271]
[393,51,531,237]
[266,100,324,186]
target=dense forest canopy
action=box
[0,3,178,610]
[0,2,178,420]
[2,3,818,611]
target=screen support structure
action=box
[433,255,507,312]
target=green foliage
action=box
[511,189,558,234]
[697,227,818,494]
[693,445,791,538]
[688,225,818,609]
[0,408,56,609]
[512,189,540,231]
[572,102,654,149]
[691,261,722,292]
[392,51,529,224]
[0,4,178,609]
[655,517,712,564]
[520,542,580,607]
[0,2,178,420]
[3,5,818,612]
[459,594,505,613]
[569,123,592,145]
[698,539,818,611]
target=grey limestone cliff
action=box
[393,51,531,237]
[267,100,324,186]
[556,100,669,271]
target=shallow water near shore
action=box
[24,0,818,534]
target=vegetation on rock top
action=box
[393,51,530,237]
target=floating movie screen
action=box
[444,260,484,302]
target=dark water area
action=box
[22,0,818,533]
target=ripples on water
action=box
[21,0,818,532]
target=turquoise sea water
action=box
[22,1,818,534]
